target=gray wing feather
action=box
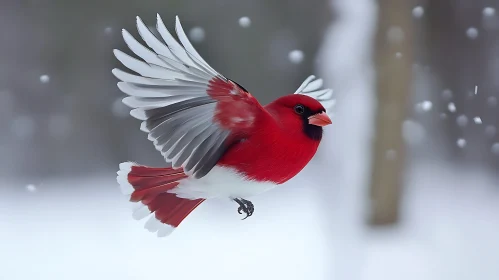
[192,133,229,179]
[161,109,215,154]
[184,129,228,173]
[170,122,214,168]
[113,15,234,177]
[172,126,219,171]
[150,105,213,148]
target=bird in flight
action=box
[114,15,335,237]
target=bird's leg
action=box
[233,198,254,220]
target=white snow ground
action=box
[365,161,499,280]
[1,163,498,280]
[0,174,329,280]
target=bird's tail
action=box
[116,162,204,237]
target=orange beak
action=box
[308,112,332,127]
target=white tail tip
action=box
[116,162,136,195]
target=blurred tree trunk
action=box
[369,0,413,225]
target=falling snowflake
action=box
[189,27,205,43]
[415,101,432,112]
[412,6,424,18]
[456,115,468,127]
[239,17,251,28]
[26,184,37,193]
[466,27,479,39]
[457,138,466,148]
[448,102,456,112]
[420,100,432,111]
[473,117,482,124]
[483,7,496,17]
[395,52,403,59]
[104,27,113,34]
[40,75,50,83]
[288,50,304,64]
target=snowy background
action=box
[1,0,499,279]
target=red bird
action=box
[114,15,334,237]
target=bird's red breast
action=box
[217,105,323,184]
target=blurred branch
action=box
[368,0,413,225]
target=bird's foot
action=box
[233,198,254,220]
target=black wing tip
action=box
[228,79,249,93]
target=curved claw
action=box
[234,198,254,220]
[237,206,249,220]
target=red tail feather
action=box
[117,162,204,237]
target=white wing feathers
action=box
[294,75,335,111]
[113,15,231,178]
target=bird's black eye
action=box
[294,104,305,115]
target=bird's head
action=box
[268,94,332,141]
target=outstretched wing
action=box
[113,15,265,179]
[294,75,335,111]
